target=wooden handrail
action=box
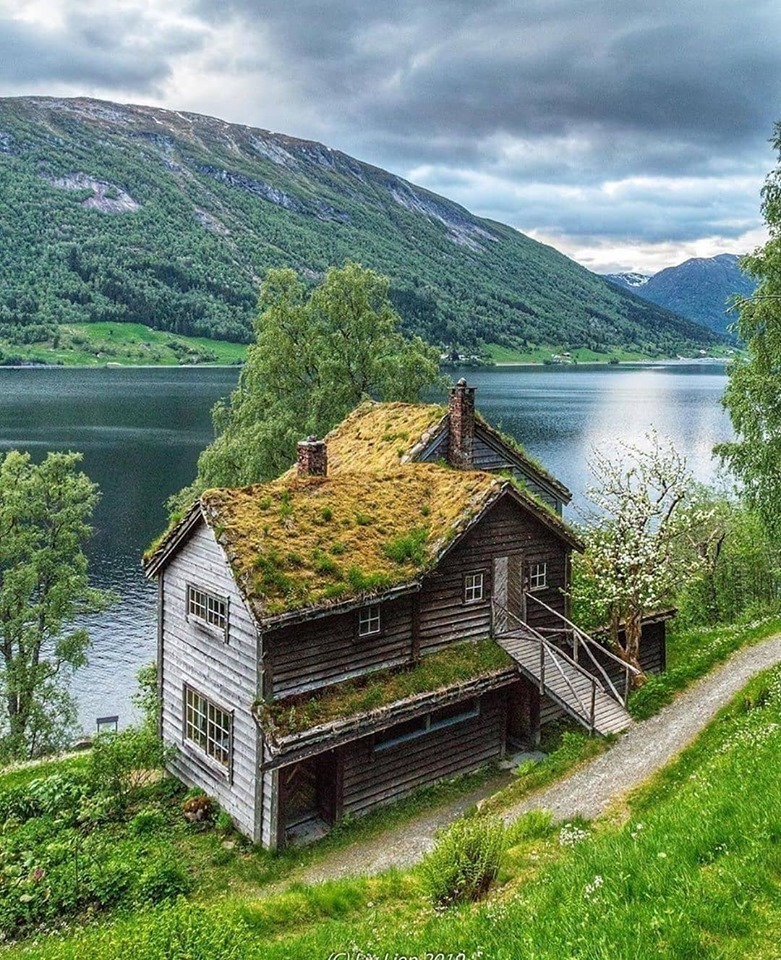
[524,593,639,706]
[492,599,596,727]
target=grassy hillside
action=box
[3,616,780,958]
[0,97,724,362]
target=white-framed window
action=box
[187,584,228,635]
[528,561,548,591]
[374,699,480,752]
[184,685,232,770]
[463,570,485,604]
[358,604,381,637]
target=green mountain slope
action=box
[0,97,723,357]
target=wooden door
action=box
[282,758,318,828]
[493,554,525,632]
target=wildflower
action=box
[559,823,591,846]
[584,875,604,898]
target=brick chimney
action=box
[297,436,328,477]
[448,378,475,468]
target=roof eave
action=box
[142,501,204,578]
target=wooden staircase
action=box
[493,601,634,736]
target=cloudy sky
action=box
[1,0,778,273]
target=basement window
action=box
[374,699,480,752]
[187,584,228,635]
[184,685,232,771]
[358,604,381,637]
[528,562,548,592]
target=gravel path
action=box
[291,634,781,886]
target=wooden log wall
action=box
[419,425,562,511]
[266,595,415,699]
[160,523,263,841]
[340,690,506,817]
[418,494,569,654]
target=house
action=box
[143,380,667,848]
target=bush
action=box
[88,726,168,811]
[420,815,506,906]
[136,859,192,905]
[130,808,167,836]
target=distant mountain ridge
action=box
[0,96,723,357]
[604,254,755,337]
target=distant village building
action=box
[144,381,668,848]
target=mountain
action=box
[604,254,755,337]
[0,97,723,358]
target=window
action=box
[463,571,485,604]
[528,561,548,591]
[184,686,232,769]
[187,585,228,634]
[358,604,381,637]
[374,699,480,752]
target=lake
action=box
[0,361,733,730]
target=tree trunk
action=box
[623,609,647,687]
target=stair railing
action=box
[524,593,640,706]
[492,599,597,732]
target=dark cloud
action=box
[1,1,777,267]
[0,10,204,93]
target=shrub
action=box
[136,859,192,905]
[130,808,167,836]
[420,815,506,906]
[215,809,234,833]
[88,726,168,811]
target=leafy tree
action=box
[574,432,709,678]
[0,451,111,760]
[170,262,442,512]
[718,123,781,533]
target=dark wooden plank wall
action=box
[267,595,415,699]
[418,495,569,654]
[341,690,506,817]
[420,427,562,511]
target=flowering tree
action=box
[577,432,709,679]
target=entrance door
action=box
[282,751,339,830]
[493,554,525,633]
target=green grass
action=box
[4,616,781,956]
[0,323,247,367]
[13,662,781,959]
[0,754,89,792]
[629,615,781,720]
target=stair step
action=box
[497,630,632,736]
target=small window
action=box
[187,585,228,634]
[184,686,232,769]
[528,562,548,591]
[430,698,480,730]
[358,604,381,637]
[374,699,480,752]
[463,571,485,604]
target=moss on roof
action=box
[259,638,514,738]
[279,401,447,480]
[201,463,505,620]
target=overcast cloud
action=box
[0,0,777,272]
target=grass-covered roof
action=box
[201,463,506,621]
[258,638,515,740]
[279,401,447,479]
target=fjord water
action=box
[0,362,732,729]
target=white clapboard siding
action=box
[160,522,266,841]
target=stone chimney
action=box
[448,378,476,468]
[297,436,328,478]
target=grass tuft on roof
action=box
[259,638,514,738]
[201,463,505,619]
